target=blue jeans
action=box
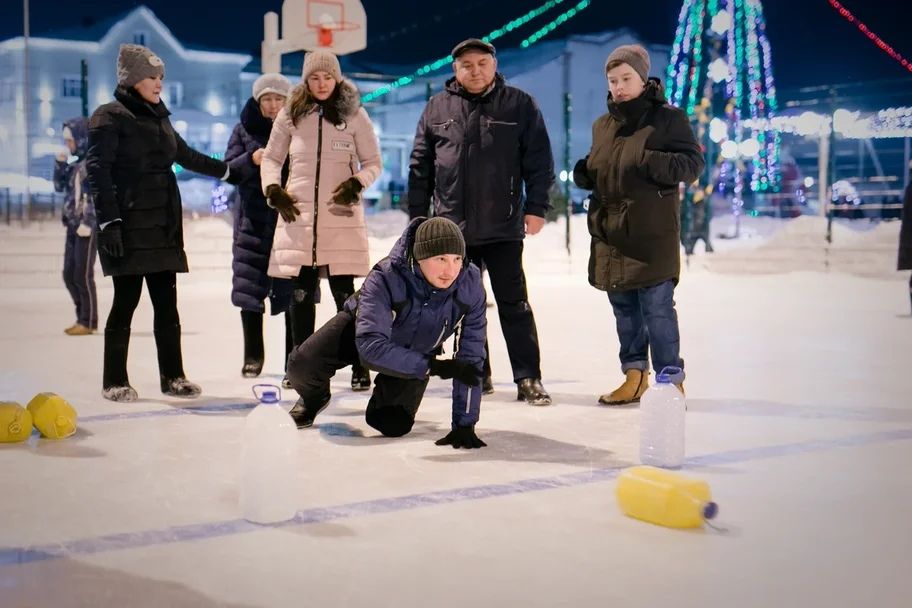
[607,280,685,383]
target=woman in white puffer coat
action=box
[261,49,382,391]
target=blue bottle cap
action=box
[656,366,682,384]
[703,501,718,520]
[252,384,282,404]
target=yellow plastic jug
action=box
[26,393,77,439]
[616,465,718,529]
[0,402,33,443]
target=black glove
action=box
[428,358,482,386]
[572,157,595,190]
[97,223,124,258]
[225,165,243,186]
[330,177,363,206]
[435,425,487,449]
[266,184,300,223]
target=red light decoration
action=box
[828,0,912,74]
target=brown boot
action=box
[65,324,94,336]
[598,369,649,406]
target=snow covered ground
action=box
[1,211,910,607]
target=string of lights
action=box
[827,0,912,74]
[362,0,591,103]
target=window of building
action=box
[133,31,149,46]
[164,82,183,108]
[61,76,82,99]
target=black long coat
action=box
[407,74,555,246]
[899,178,912,271]
[86,87,229,276]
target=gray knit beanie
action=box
[413,218,466,261]
[117,44,165,88]
[302,50,342,82]
[252,73,292,101]
[605,44,650,83]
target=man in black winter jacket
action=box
[407,38,555,406]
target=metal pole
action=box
[80,59,89,117]
[562,51,571,256]
[23,0,31,225]
[904,137,910,190]
[262,12,280,74]
[818,134,829,218]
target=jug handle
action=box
[252,384,282,404]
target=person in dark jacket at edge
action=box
[87,44,241,402]
[54,117,98,336]
[408,38,555,406]
[285,217,488,449]
[225,73,294,381]
[899,161,912,314]
[572,44,704,406]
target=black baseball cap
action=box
[451,38,496,60]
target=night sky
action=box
[1,0,910,92]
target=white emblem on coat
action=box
[331,139,355,152]
[334,121,347,131]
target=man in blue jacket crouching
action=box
[286,216,488,448]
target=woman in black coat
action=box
[87,44,239,402]
[225,73,293,380]
[899,162,912,313]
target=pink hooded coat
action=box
[261,78,382,278]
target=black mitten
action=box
[266,184,300,222]
[225,165,243,185]
[435,425,487,449]
[331,177,363,206]
[572,157,595,190]
[428,358,482,386]
[98,224,124,258]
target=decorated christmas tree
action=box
[665,0,780,247]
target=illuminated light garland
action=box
[828,0,912,74]
[362,0,591,103]
[520,0,591,48]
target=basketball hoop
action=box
[315,20,360,48]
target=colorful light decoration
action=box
[362,0,591,103]
[666,0,780,193]
[828,0,912,74]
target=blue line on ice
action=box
[2,427,911,567]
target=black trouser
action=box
[288,266,356,348]
[62,226,98,329]
[466,240,541,382]
[103,271,185,387]
[286,311,428,437]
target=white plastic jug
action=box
[639,366,686,468]
[240,384,299,524]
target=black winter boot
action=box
[154,323,201,399]
[240,310,264,378]
[282,310,293,389]
[516,378,552,406]
[289,392,331,429]
[103,327,137,401]
[351,362,371,391]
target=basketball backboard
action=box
[282,0,366,55]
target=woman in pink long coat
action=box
[261,50,382,391]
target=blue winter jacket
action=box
[344,218,487,428]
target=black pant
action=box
[63,226,98,328]
[288,266,356,347]
[104,271,185,387]
[286,311,428,437]
[466,240,541,381]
